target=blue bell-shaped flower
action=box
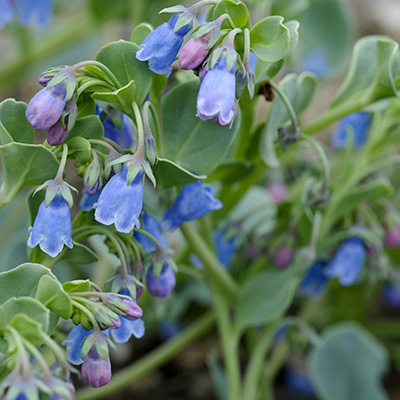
[134,212,168,253]
[197,52,236,126]
[298,261,328,297]
[162,181,222,231]
[324,237,365,286]
[136,14,192,77]
[94,167,143,233]
[27,195,73,257]
[146,264,176,298]
[332,112,371,149]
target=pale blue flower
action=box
[16,0,53,29]
[134,212,168,253]
[27,195,73,257]
[324,237,365,286]
[161,181,222,231]
[197,53,236,126]
[63,324,93,366]
[146,264,176,298]
[94,167,143,233]
[136,14,192,77]
[332,112,371,149]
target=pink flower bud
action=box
[82,349,111,388]
[47,119,69,146]
[121,299,143,321]
[267,182,288,204]
[179,35,210,70]
[275,245,293,268]
[385,226,400,249]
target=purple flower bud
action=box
[298,261,328,297]
[85,179,100,196]
[47,118,69,146]
[198,66,208,81]
[27,195,73,257]
[385,226,400,249]
[26,82,67,130]
[146,264,176,298]
[121,299,143,321]
[267,182,288,204]
[81,348,111,388]
[197,53,236,126]
[179,35,210,70]
[275,245,294,268]
[383,282,400,308]
[161,181,222,231]
[38,75,53,87]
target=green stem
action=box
[55,144,69,182]
[132,102,145,157]
[269,80,299,135]
[301,98,368,135]
[242,323,278,400]
[76,312,215,400]
[133,228,163,252]
[211,284,241,400]
[180,222,239,302]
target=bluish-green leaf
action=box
[207,160,255,183]
[235,266,297,331]
[250,16,290,63]
[95,40,153,108]
[35,274,72,319]
[3,297,49,340]
[161,80,240,176]
[153,158,206,188]
[297,0,354,76]
[229,186,276,237]
[271,0,310,19]
[0,99,34,144]
[331,36,400,109]
[67,115,104,142]
[0,143,59,208]
[309,323,388,400]
[63,280,91,294]
[207,0,249,29]
[131,23,153,45]
[255,20,299,82]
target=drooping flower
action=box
[0,0,53,29]
[136,14,193,77]
[134,212,168,253]
[79,189,101,212]
[161,181,222,231]
[81,348,111,388]
[146,264,176,298]
[63,324,93,365]
[302,49,331,78]
[298,261,328,297]
[382,282,400,308]
[197,52,237,126]
[110,288,145,344]
[213,229,236,269]
[26,82,67,130]
[94,167,143,233]
[332,112,371,149]
[27,195,73,257]
[0,0,13,28]
[324,237,365,286]
[15,0,53,29]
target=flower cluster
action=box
[0,0,53,29]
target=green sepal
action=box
[63,280,92,293]
[126,163,142,186]
[174,12,194,33]
[159,5,188,14]
[143,162,156,187]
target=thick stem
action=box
[180,222,239,302]
[76,312,214,400]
